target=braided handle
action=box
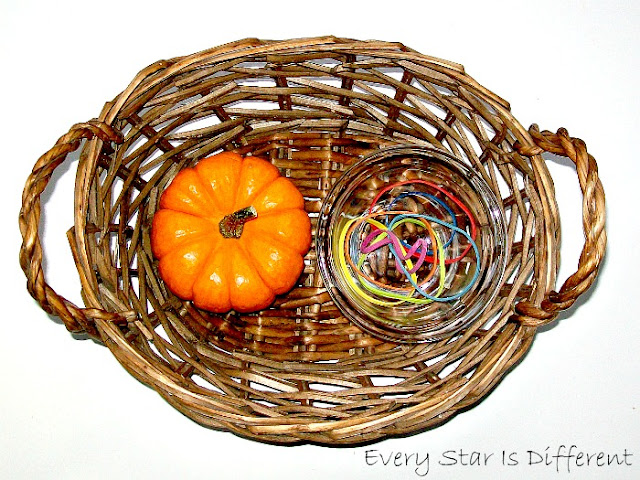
[19,121,124,338]
[513,125,606,327]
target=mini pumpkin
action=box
[151,152,311,313]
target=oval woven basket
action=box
[19,36,606,445]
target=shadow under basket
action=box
[19,37,606,445]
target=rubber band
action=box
[337,215,445,307]
[345,213,443,294]
[335,178,482,307]
[353,219,448,305]
[368,179,477,265]
[387,191,457,251]
[361,220,429,274]
[344,213,479,302]
[387,214,480,301]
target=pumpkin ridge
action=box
[161,167,223,217]
[189,237,223,300]
[234,180,271,211]
[162,207,221,226]
[232,160,281,210]
[193,160,234,214]
[227,241,275,312]
[158,236,216,301]
[249,207,303,219]
[251,177,305,215]
[153,230,218,259]
[248,228,301,261]
[151,208,221,259]
[244,209,311,255]
[240,232,304,296]
[236,237,277,292]
[163,206,223,225]
[193,240,230,310]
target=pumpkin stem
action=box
[219,206,258,238]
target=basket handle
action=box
[513,125,606,327]
[19,120,124,338]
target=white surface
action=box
[2,1,638,479]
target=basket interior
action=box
[69,38,557,443]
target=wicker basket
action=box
[19,36,606,445]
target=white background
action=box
[1,1,638,478]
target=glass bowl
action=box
[316,146,509,343]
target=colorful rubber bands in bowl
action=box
[337,179,481,309]
[317,146,509,342]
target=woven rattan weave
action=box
[19,37,606,445]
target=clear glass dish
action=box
[316,146,509,343]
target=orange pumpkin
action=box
[151,152,311,313]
